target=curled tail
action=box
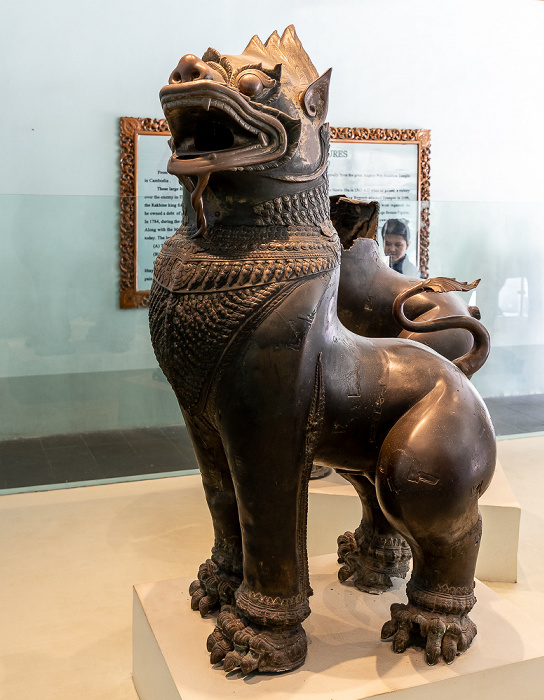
[392,277,490,378]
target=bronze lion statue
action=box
[149,26,496,674]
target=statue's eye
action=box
[237,72,264,97]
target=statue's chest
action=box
[148,226,340,414]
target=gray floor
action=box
[0,394,542,491]
[0,425,198,490]
[484,393,544,436]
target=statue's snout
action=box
[169,54,216,84]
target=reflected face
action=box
[383,234,409,262]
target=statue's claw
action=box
[207,624,234,663]
[381,602,477,665]
[189,559,241,616]
[189,578,217,615]
[222,649,243,672]
[207,609,307,674]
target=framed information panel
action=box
[329,127,430,278]
[120,118,430,308]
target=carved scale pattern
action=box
[253,182,330,228]
[152,225,340,294]
[150,282,278,412]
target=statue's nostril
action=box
[169,54,214,84]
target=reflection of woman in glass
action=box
[381,219,420,277]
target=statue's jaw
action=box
[160,81,299,176]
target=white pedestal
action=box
[133,554,544,700]
[308,459,520,583]
[478,460,521,581]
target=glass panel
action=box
[1,195,542,488]
[427,201,544,399]
[0,194,180,440]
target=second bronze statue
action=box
[149,25,496,674]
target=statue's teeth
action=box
[202,97,211,111]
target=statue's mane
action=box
[202,25,318,87]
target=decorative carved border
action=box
[329,127,431,278]
[119,116,170,308]
[120,121,431,308]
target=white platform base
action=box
[133,554,544,700]
[308,459,521,583]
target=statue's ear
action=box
[302,68,332,123]
[330,196,380,249]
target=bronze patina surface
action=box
[149,26,496,673]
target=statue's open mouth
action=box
[160,81,299,176]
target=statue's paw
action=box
[381,602,477,665]
[337,531,403,595]
[207,609,307,674]
[189,559,240,616]
[337,531,359,581]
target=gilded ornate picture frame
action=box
[120,116,172,309]
[119,120,431,308]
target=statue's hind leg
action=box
[182,412,243,616]
[336,471,411,594]
[376,395,496,664]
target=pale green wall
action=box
[1,0,543,437]
[3,0,543,201]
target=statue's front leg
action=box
[205,423,313,673]
[149,284,244,613]
[206,348,322,673]
[182,412,243,616]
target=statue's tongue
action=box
[180,172,211,240]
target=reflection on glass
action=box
[0,194,180,439]
[428,202,544,398]
[1,195,543,441]
[328,141,421,271]
[381,218,420,277]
